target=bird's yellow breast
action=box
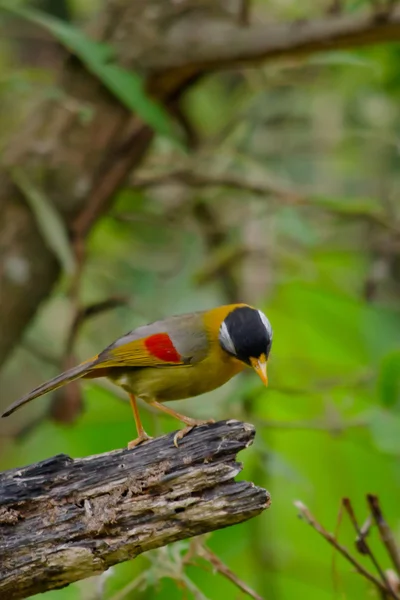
[109,343,245,402]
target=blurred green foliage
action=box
[1,1,400,599]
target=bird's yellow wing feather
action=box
[91,332,187,369]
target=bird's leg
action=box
[147,399,215,448]
[127,394,153,449]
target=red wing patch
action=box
[144,333,181,363]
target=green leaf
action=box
[89,64,175,139]
[309,52,379,72]
[11,167,76,276]
[377,350,400,408]
[369,408,400,455]
[309,195,385,219]
[0,2,180,142]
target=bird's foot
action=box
[173,418,215,448]
[127,432,153,449]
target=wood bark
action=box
[2,0,400,367]
[134,6,400,72]
[0,420,270,600]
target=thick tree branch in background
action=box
[0,420,269,600]
[134,6,400,73]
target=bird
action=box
[1,304,273,448]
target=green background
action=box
[1,1,400,599]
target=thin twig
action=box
[132,169,303,204]
[109,573,147,600]
[342,498,394,594]
[258,417,367,434]
[196,543,264,600]
[65,296,129,354]
[131,169,400,234]
[332,496,345,596]
[294,501,398,597]
[21,341,60,368]
[343,498,370,556]
[192,199,241,301]
[367,495,400,575]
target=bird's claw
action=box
[173,426,194,448]
[127,432,153,449]
[173,419,215,448]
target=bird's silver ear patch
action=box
[258,310,273,339]
[219,321,237,355]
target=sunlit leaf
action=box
[377,350,400,408]
[0,2,179,141]
[10,167,76,276]
[369,408,400,454]
[309,52,379,72]
[309,195,386,219]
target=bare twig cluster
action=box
[295,495,400,598]
[109,537,264,600]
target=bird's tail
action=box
[1,357,97,418]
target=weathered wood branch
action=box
[0,420,270,600]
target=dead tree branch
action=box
[0,420,269,600]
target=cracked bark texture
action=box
[2,0,400,368]
[0,420,270,600]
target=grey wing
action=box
[165,312,209,364]
[100,311,209,364]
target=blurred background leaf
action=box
[0,0,180,141]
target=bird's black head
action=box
[218,305,273,368]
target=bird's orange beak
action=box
[250,355,268,386]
